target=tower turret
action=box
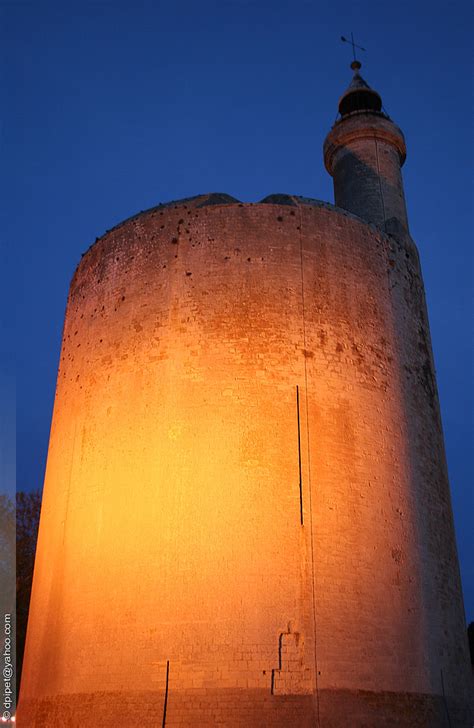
[324,61,409,237]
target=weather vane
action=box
[341,32,365,66]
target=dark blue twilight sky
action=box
[3,1,472,620]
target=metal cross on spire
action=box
[341,32,366,65]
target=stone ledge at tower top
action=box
[91,191,387,250]
[76,190,422,290]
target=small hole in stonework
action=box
[178,219,184,224]
[163,264,167,268]
[121,296,125,301]
[290,211,296,216]
[186,271,192,276]
[174,255,178,258]
[100,339,103,343]
[277,215,283,221]
[171,237,178,244]
[296,226,301,230]
[160,225,165,229]
[116,257,119,261]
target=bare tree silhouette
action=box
[16,490,41,693]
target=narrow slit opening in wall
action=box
[440,668,453,728]
[296,385,304,525]
[162,660,170,728]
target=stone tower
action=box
[18,63,473,727]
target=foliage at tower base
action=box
[16,490,41,694]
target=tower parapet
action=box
[324,61,409,237]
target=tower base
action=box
[18,687,471,727]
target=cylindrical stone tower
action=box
[18,66,473,728]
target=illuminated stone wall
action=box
[18,195,473,726]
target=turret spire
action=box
[337,62,383,118]
[323,59,409,237]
